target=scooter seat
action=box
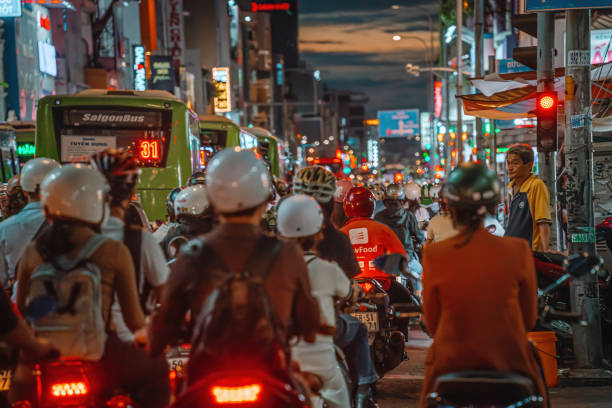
[431,371,539,405]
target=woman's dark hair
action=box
[36,220,100,262]
[450,202,497,248]
[296,235,318,252]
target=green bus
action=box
[198,115,257,166]
[244,127,287,178]
[36,89,201,220]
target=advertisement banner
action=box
[167,0,185,68]
[592,29,612,65]
[377,109,419,138]
[61,135,117,163]
[497,59,532,74]
[212,67,231,113]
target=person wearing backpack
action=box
[160,184,216,260]
[90,148,169,345]
[0,158,60,289]
[13,165,170,408]
[277,194,353,408]
[151,149,319,384]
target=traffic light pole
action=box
[565,9,606,372]
[536,11,559,251]
[456,0,463,164]
[474,0,485,162]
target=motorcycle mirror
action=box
[566,254,601,278]
[25,295,58,321]
[373,254,406,276]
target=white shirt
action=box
[102,215,169,342]
[427,213,459,243]
[0,202,45,285]
[303,253,350,340]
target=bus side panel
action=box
[226,125,241,148]
[35,101,60,159]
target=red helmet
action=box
[343,187,375,218]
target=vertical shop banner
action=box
[167,0,185,68]
[434,81,442,118]
[133,45,147,91]
[212,67,231,113]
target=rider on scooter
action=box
[278,194,353,408]
[420,162,547,408]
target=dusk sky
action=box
[299,0,440,117]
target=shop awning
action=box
[459,62,612,119]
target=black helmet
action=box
[90,148,140,205]
[187,171,206,186]
[443,162,500,209]
[166,187,182,220]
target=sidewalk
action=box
[377,329,612,407]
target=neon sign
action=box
[212,67,231,113]
[17,143,35,157]
[133,45,147,91]
[139,140,160,161]
[434,81,442,118]
[251,2,290,12]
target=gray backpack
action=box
[25,234,110,361]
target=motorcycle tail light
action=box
[211,383,262,404]
[106,395,134,408]
[50,382,88,398]
[360,282,374,293]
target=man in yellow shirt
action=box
[504,144,552,252]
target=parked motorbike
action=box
[349,254,422,378]
[426,253,601,408]
[534,251,612,365]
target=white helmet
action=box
[206,148,271,213]
[430,185,442,199]
[41,164,110,225]
[404,182,421,201]
[277,194,324,238]
[174,185,209,216]
[21,158,61,193]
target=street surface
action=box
[377,329,612,407]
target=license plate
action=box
[351,312,379,333]
[0,369,11,392]
[168,357,189,372]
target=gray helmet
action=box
[384,183,405,200]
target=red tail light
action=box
[211,383,262,404]
[50,382,88,398]
[360,282,374,293]
[106,395,134,408]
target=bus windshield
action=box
[54,108,172,167]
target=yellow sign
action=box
[212,67,231,113]
[363,119,380,126]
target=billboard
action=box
[526,0,612,11]
[377,109,419,138]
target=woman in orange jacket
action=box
[420,162,547,408]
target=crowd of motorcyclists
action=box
[0,145,558,408]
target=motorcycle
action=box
[349,254,423,378]
[426,253,602,408]
[534,250,612,365]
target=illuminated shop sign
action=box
[434,81,442,118]
[251,2,290,12]
[212,67,231,113]
[133,45,147,91]
[38,41,57,77]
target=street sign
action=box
[0,0,21,17]
[497,59,533,74]
[526,0,612,11]
[377,109,419,138]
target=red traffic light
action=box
[537,92,556,111]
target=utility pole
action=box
[474,0,484,162]
[456,0,463,164]
[537,11,559,251]
[565,9,604,370]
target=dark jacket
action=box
[151,223,320,356]
[316,218,361,279]
[160,217,215,259]
[375,203,424,258]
